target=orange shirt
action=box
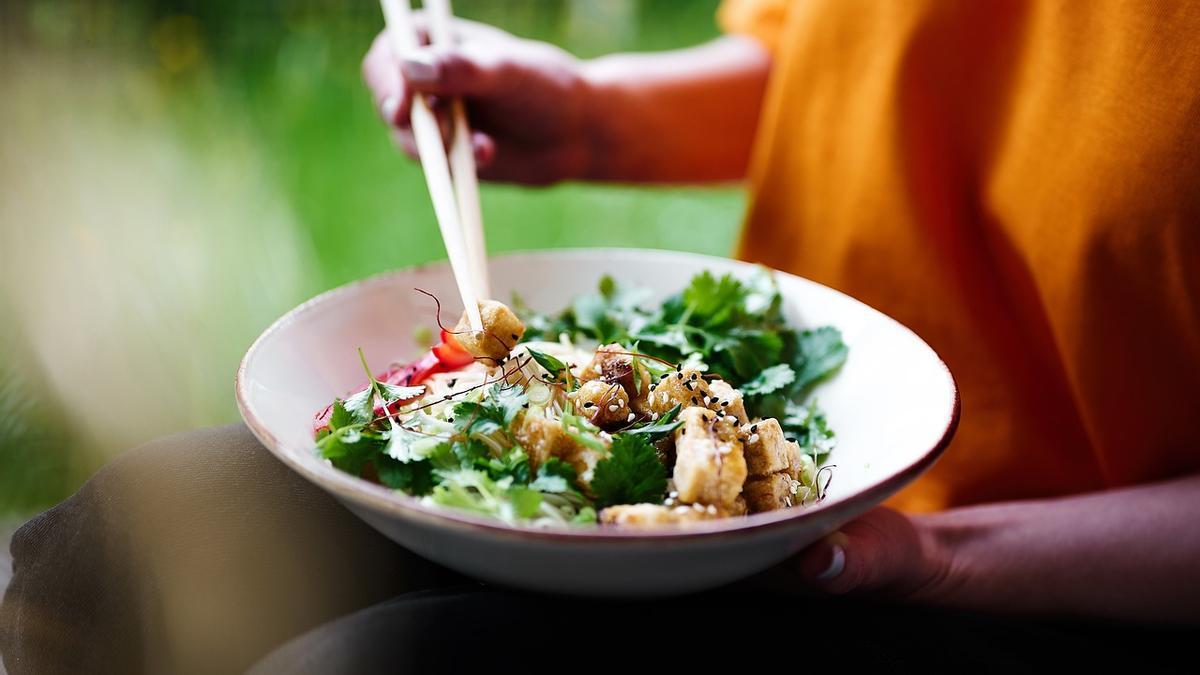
[720,0,1200,511]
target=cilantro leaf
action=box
[377,381,425,406]
[590,434,668,508]
[682,271,747,327]
[317,426,384,476]
[791,327,849,393]
[376,455,437,495]
[340,389,374,426]
[741,364,796,397]
[529,457,579,493]
[782,400,837,460]
[453,384,528,437]
[328,399,356,430]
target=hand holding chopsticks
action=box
[379,0,487,331]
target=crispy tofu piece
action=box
[513,411,566,468]
[580,344,653,413]
[513,411,605,488]
[743,472,795,513]
[599,503,720,527]
[570,379,632,429]
[740,418,796,477]
[453,300,525,363]
[706,380,749,425]
[672,406,747,509]
[647,367,710,416]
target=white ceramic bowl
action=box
[237,249,958,596]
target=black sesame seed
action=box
[721,400,730,407]
[750,424,758,433]
[691,396,699,405]
[447,417,454,423]
[583,402,595,408]
[690,373,698,381]
[787,437,796,443]
[511,333,519,340]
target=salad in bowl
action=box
[237,249,956,595]
[312,269,846,528]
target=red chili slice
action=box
[431,330,475,369]
[312,333,475,435]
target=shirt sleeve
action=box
[716,0,791,54]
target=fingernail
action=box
[401,50,439,84]
[380,95,399,125]
[816,544,845,581]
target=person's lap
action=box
[1,425,1191,674]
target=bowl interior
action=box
[237,249,956,537]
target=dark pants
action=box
[0,425,1192,674]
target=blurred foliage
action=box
[0,0,742,515]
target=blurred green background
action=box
[0,0,743,516]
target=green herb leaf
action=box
[622,403,684,441]
[590,434,668,508]
[526,348,567,375]
[509,486,543,519]
[571,506,598,524]
[741,364,796,397]
[529,457,579,493]
[791,327,849,393]
[682,271,747,327]
[341,389,374,426]
[453,384,528,437]
[376,455,438,495]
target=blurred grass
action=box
[0,0,743,515]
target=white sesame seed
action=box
[627,412,635,422]
[617,399,625,407]
[748,433,760,444]
[706,505,717,515]
[668,490,679,498]
[608,404,619,412]
[719,445,731,455]
[651,412,659,420]
[692,503,705,512]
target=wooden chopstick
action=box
[426,0,490,300]
[379,0,483,331]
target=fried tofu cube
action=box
[580,344,653,413]
[453,300,525,363]
[706,380,748,425]
[513,411,566,468]
[672,406,747,509]
[599,503,719,527]
[743,473,796,512]
[570,379,632,429]
[647,367,710,416]
[740,418,795,477]
[513,410,606,488]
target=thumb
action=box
[794,507,935,596]
[401,45,511,99]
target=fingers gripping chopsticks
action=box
[379,0,489,331]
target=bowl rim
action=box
[236,248,959,544]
